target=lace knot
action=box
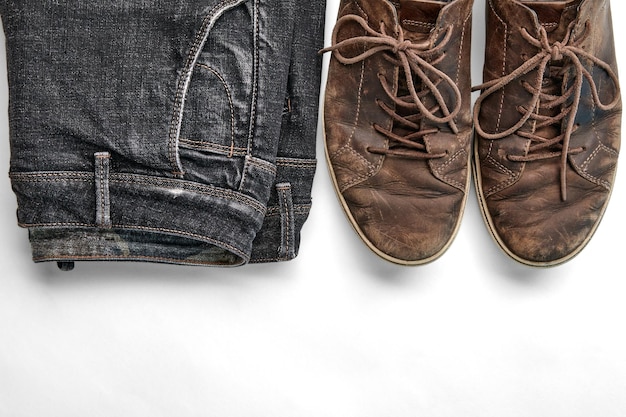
[393,40,413,54]
[549,41,564,61]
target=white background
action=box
[1,0,626,416]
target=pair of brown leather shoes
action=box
[322,0,621,267]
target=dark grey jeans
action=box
[0,0,326,267]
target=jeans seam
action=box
[275,157,317,168]
[109,174,266,213]
[11,171,266,214]
[9,172,92,181]
[33,254,241,265]
[22,223,248,259]
[265,204,311,216]
[246,0,260,155]
[178,138,248,156]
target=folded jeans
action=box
[0,0,326,267]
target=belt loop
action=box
[94,152,112,229]
[276,182,295,260]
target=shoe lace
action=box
[472,21,620,201]
[321,14,462,159]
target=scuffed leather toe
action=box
[341,159,468,264]
[481,161,613,266]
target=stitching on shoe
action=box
[578,143,615,189]
[488,0,508,132]
[564,4,578,11]
[402,20,435,30]
[436,148,464,170]
[331,60,367,161]
[485,153,515,177]
[433,148,466,189]
[486,172,519,195]
[455,8,471,89]
[341,166,377,191]
[334,144,371,166]
[348,60,366,148]
[578,64,615,189]
[334,146,377,192]
[353,0,368,19]
[453,8,472,141]
[581,143,619,172]
[485,152,519,195]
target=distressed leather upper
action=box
[323,0,473,264]
[473,0,621,266]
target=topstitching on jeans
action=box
[245,0,260,155]
[10,171,267,214]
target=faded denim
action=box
[0,0,326,267]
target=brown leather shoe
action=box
[473,0,621,266]
[322,0,473,265]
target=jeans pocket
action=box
[177,0,255,160]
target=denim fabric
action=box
[0,0,325,266]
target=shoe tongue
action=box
[520,1,582,149]
[522,0,580,37]
[398,0,446,38]
[523,2,563,29]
